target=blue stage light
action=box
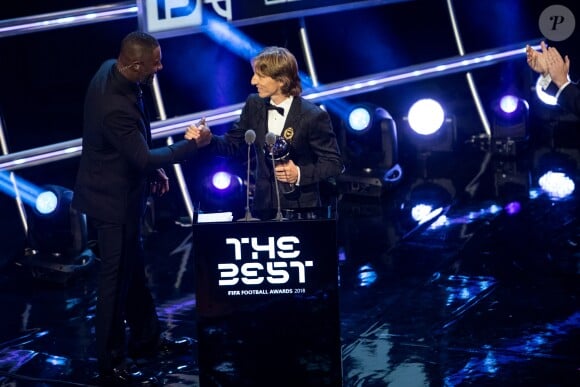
[494,95,529,119]
[499,95,519,114]
[201,170,245,217]
[22,185,96,284]
[337,103,402,197]
[27,185,84,256]
[357,264,377,287]
[340,103,399,171]
[490,95,529,156]
[35,190,58,215]
[211,171,234,191]
[347,107,372,133]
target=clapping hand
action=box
[526,41,549,75]
[545,45,570,88]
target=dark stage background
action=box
[0,0,578,260]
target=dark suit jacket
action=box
[72,60,198,223]
[208,93,343,212]
[558,82,580,117]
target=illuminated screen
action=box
[139,0,408,38]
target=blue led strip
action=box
[0,2,137,38]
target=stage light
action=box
[22,185,96,284]
[342,103,398,170]
[404,179,454,225]
[490,95,529,156]
[35,190,58,215]
[336,103,402,197]
[347,107,372,132]
[532,148,578,201]
[408,98,445,136]
[211,171,236,191]
[403,98,456,153]
[201,170,245,216]
[538,171,575,200]
[357,264,377,287]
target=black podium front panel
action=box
[192,218,342,386]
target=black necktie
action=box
[266,104,284,116]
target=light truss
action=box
[0,40,540,172]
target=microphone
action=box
[237,129,259,222]
[265,132,285,221]
[245,129,256,145]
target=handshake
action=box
[184,117,213,147]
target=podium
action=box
[192,213,342,386]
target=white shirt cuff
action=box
[538,74,552,90]
[295,166,301,186]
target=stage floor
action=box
[0,142,579,386]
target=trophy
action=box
[264,134,296,197]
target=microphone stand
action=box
[238,133,258,222]
[270,153,284,220]
[265,132,287,221]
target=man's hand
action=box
[546,46,570,88]
[150,168,169,196]
[275,160,298,184]
[185,117,212,147]
[196,126,212,147]
[526,41,549,75]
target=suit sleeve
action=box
[298,108,344,186]
[557,82,580,117]
[104,110,198,172]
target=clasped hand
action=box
[184,117,212,147]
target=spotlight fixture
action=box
[403,98,456,153]
[532,148,578,201]
[200,170,245,217]
[22,185,96,284]
[490,95,529,156]
[336,103,402,197]
[404,178,455,225]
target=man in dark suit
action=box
[189,46,343,218]
[72,31,209,385]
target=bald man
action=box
[73,31,207,385]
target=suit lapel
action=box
[256,97,270,142]
[281,98,301,144]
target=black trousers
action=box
[92,216,160,372]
